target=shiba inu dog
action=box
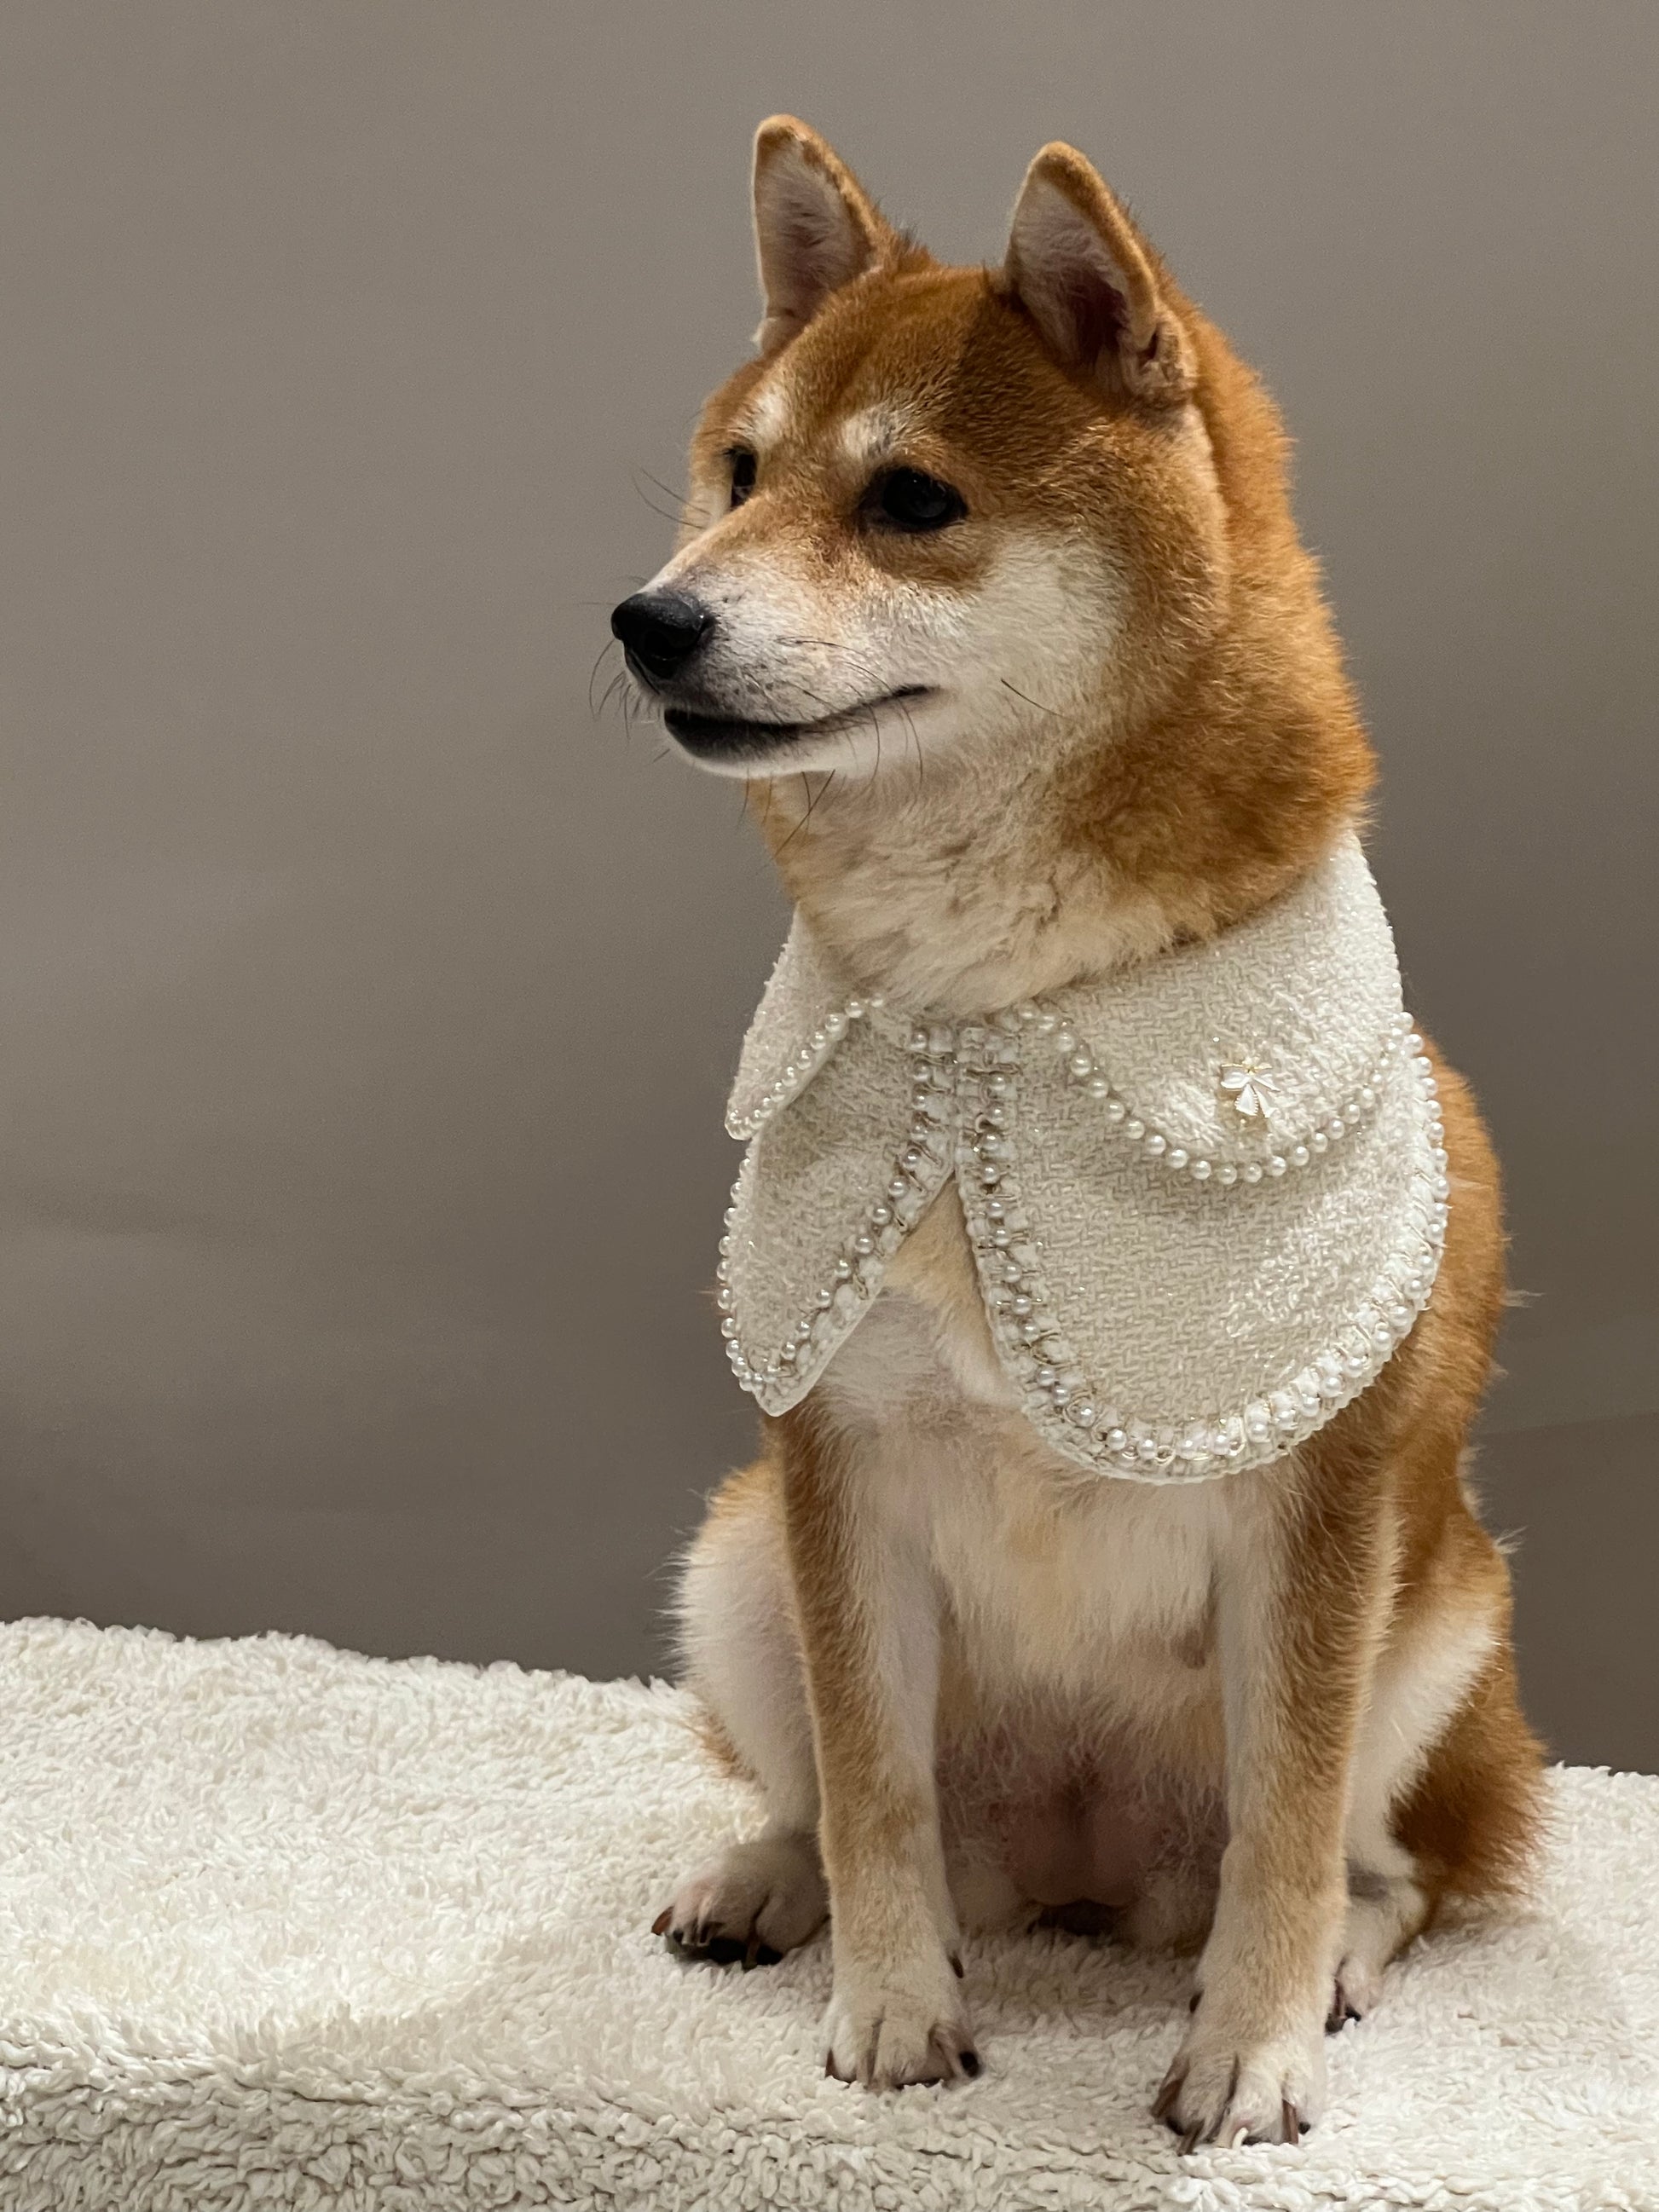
[611,118,1541,2150]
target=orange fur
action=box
[639,119,1541,2142]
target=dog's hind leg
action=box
[654,1454,829,1966]
[1333,1569,1500,2020]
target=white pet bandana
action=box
[718,833,1448,1482]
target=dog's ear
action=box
[751,117,894,355]
[1001,144,1194,405]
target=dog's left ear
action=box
[1001,144,1194,405]
[751,117,896,355]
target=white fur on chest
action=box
[816,1233,1227,1688]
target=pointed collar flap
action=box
[725,919,864,1139]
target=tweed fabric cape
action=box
[720,834,1448,1482]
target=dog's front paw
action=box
[823,1956,980,2088]
[1153,2002,1327,2149]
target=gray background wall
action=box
[0,3,1653,1768]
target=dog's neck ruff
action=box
[718,832,1448,1481]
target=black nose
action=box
[610,588,715,682]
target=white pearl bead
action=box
[1191,1158,1211,1180]
[1144,1134,1167,1156]
[1054,1028,1078,1055]
[1124,1118,1145,1141]
[1291,1144,1310,1168]
[1267,1156,1286,1176]
[1067,1051,1094,1079]
[1104,1098,1126,1123]
[1168,1147,1188,1170]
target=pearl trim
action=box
[1027,1000,1415,1186]
[719,1019,951,1394]
[724,994,886,1141]
[720,995,1448,1481]
[953,1023,1447,1482]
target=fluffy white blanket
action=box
[0,1618,1652,2210]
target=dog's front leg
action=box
[1157,1453,1383,2148]
[775,1399,977,2089]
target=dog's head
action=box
[612,120,1249,783]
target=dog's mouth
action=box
[662,687,936,760]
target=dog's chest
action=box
[816,1191,1224,1673]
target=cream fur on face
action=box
[639,529,1124,782]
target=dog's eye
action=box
[726,448,757,508]
[865,468,967,534]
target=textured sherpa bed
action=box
[0,1621,1654,2212]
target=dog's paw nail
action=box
[950,1952,964,1978]
[960,2048,980,2077]
[650,1908,671,1937]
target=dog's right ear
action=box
[751,118,893,355]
